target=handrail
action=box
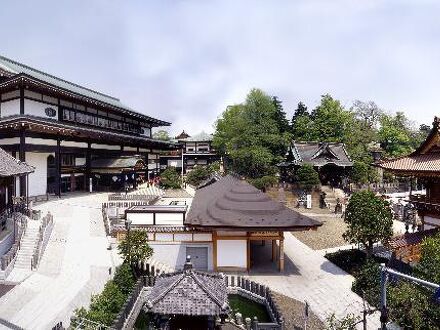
[31,212,54,270]
[0,213,28,271]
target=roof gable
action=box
[0,147,34,177]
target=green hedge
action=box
[73,263,136,326]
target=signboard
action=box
[306,194,312,209]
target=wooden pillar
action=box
[85,141,91,191]
[19,128,26,197]
[246,233,251,272]
[278,234,285,272]
[213,231,218,272]
[55,136,61,197]
[271,240,277,262]
[70,173,75,192]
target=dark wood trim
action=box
[55,136,61,197]
[19,128,26,196]
[19,86,24,115]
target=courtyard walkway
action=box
[249,233,382,329]
[0,193,119,330]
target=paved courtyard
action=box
[0,193,121,330]
[249,233,382,329]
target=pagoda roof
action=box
[185,174,322,231]
[0,55,170,127]
[0,147,34,177]
[144,263,229,316]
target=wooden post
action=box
[271,240,276,262]
[247,233,251,272]
[19,128,26,197]
[213,231,218,271]
[279,234,285,272]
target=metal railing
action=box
[0,213,28,271]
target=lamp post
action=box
[125,218,132,265]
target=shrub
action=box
[343,190,393,257]
[416,233,440,283]
[250,175,278,191]
[160,167,181,189]
[351,259,381,307]
[296,164,320,191]
[186,166,211,186]
[113,263,136,295]
[326,313,360,330]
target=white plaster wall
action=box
[61,141,88,148]
[155,213,184,225]
[193,233,212,241]
[124,147,137,152]
[127,213,153,225]
[26,152,53,196]
[91,143,120,151]
[217,239,247,268]
[24,99,58,119]
[26,137,57,146]
[155,233,174,241]
[0,99,20,117]
[149,242,213,271]
[0,137,20,145]
[168,159,182,167]
[174,234,193,241]
[424,216,440,229]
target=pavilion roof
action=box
[388,228,439,250]
[0,147,34,177]
[185,174,322,230]
[179,131,213,142]
[144,263,229,316]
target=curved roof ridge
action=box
[190,271,227,310]
[148,273,185,306]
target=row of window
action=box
[62,108,150,135]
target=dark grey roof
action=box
[185,175,322,230]
[0,147,34,177]
[145,267,229,316]
[288,142,352,168]
[0,55,170,126]
[91,156,145,169]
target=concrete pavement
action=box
[249,233,382,329]
[0,193,120,330]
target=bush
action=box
[113,263,136,295]
[250,175,278,191]
[296,164,320,191]
[416,233,440,283]
[326,313,360,330]
[351,260,381,307]
[186,166,211,186]
[160,167,181,189]
[73,263,135,326]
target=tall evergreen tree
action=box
[271,96,290,133]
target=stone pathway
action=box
[249,233,381,329]
[0,193,119,330]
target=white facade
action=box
[216,239,247,269]
[0,99,20,117]
[26,152,53,196]
[24,99,58,119]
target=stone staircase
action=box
[10,220,40,272]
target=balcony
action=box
[409,195,440,214]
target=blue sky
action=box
[1,0,439,135]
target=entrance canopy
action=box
[185,174,322,231]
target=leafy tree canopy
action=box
[153,129,171,141]
[343,191,393,257]
[118,230,153,264]
[416,233,440,283]
[213,88,291,178]
[160,167,181,189]
[186,166,211,187]
[296,163,320,191]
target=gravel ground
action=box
[272,292,325,330]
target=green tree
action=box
[326,313,360,330]
[416,233,440,283]
[291,101,308,126]
[378,112,414,157]
[160,167,181,189]
[351,260,381,306]
[249,175,278,191]
[272,96,290,133]
[310,94,353,142]
[296,164,320,192]
[343,191,393,257]
[118,230,153,264]
[213,88,290,178]
[153,129,171,141]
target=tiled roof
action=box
[282,142,352,168]
[144,265,229,316]
[0,147,34,177]
[91,156,145,169]
[388,228,439,250]
[185,174,322,230]
[376,154,440,173]
[0,55,170,126]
